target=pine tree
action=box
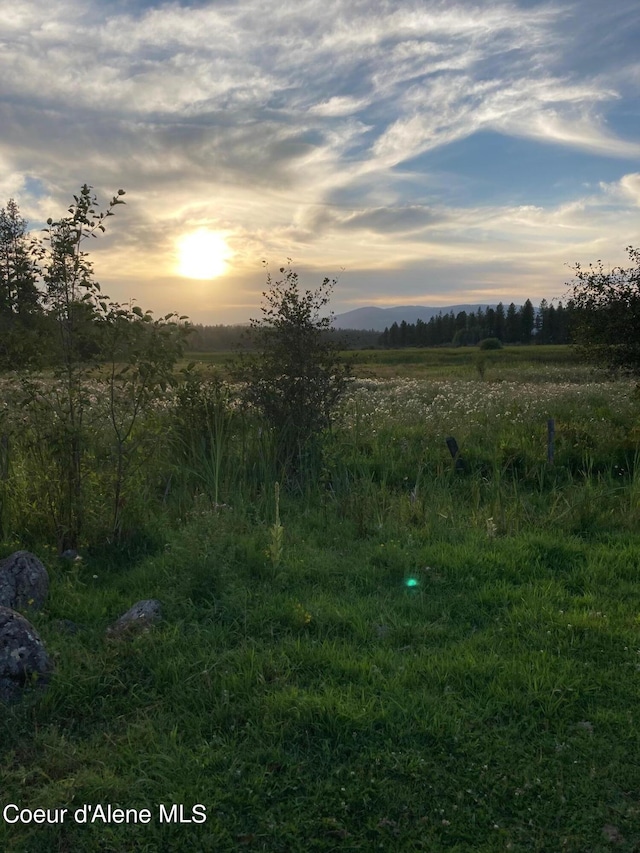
[520,299,535,343]
[0,199,45,367]
[505,303,519,343]
[495,302,505,341]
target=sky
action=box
[1,0,639,324]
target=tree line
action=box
[2,191,639,375]
[187,323,380,352]
[379,299,574,348]
[0,193,574,360]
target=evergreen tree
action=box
[454,310,467,333]
[432,314,443,345]
[535,299,546,341]
[520,298,535,343]
[505,303,519,343]
[415,317,428,346]
[483,307,495,339]
[0,199,39,315]
[0,199,46,368]
[547,304,557,343]
[442,311,455,344]
[555,301,570,344]
[495,302,505,341]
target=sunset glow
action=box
[2,0,638,323]
[177,230,231,280]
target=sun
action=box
[177,229,231,279]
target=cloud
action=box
[0,0,638,320]
[602,172,640,206]
[341,205,443,233]
[498,104,640,159]
[308,96,371,118]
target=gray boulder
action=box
[106,599,162,639]
[0,550,49,611]
[0,606,53,702]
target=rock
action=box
[0,550,49,611]
[106,599,162,639]
[0,606,53,702]
[60,549,78,561]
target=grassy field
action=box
[183,343,583,380]
[1,347,640,852]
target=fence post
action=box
[547,418,555,465]
[445,436,465,471]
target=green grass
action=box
[182,344,582,381]
[345,345,578,378]
[2,510,640,851]
[1,352,640,851]
[181,351,235,371]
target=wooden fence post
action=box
[547,418,555,465]
[445,436,465,471]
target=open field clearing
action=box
[182,344,584,381]
[1,350,640,852]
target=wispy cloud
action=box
[0,0,638,320]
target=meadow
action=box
[1,346,639,852]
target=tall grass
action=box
[1,352,640,851]
[1,356,638,549]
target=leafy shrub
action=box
[233,263,351,485]
[479,337,503,350]
[568,245,640,375]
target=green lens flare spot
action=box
[405,578,419,588]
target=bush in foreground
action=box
[233,263,351,485]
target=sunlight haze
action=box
[176,229,232,280]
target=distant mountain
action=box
[333,304,498,332]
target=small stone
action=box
[0,606,53,702]
[106,599,162,639]
[0,551,49,611]
[60,549,78,561]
